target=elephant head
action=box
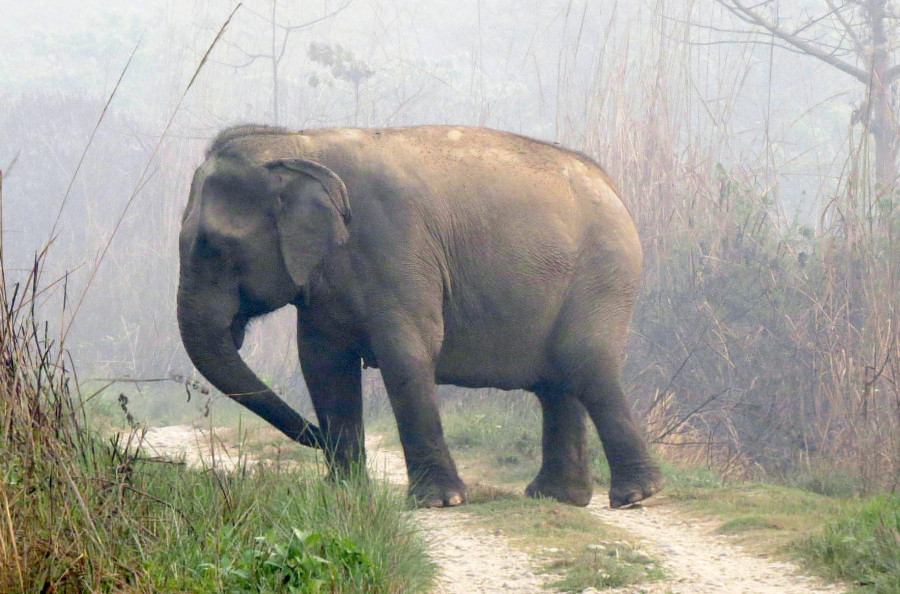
[176,151,351,448]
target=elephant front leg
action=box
[526,389,593,506]
[374,332,466,507]
[297,328,365,476]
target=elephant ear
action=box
[265,158,352,288]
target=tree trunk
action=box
[868,0,897,197]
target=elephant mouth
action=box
[230,315,248,350]
[231,290,278,350]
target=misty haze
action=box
[1,1,897,592]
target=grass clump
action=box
[140,463,436,592]
[796,495,900,593]
[546,542,664,592]
[717,516,783,534]
[666,481,844,550]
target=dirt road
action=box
[586,501,843,594]
[142,426,845,593]
[366,436,844,594]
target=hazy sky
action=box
[0,0,633,136]
[0,0,874,389]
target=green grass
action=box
[717,515,784,534]
[666,481,844,544]
[546,544,665,592]
[458,494,664,591]
[3,418,437,592]
[796,495,900,593]
[149,461,435,592]
[643,463,900,591]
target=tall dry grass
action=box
[571,3,899,492]
[0,169,146,590]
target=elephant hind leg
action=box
[553,333,664,508]
[585,378,664,507]
[526,387,594,506]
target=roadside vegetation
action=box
[0,244,435,592]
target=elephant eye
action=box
[194,232,223,259]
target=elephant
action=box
[176,124,664,509]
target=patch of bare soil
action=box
[142,426,846,593]
[587,499,845,594]
[140,424,243,470]
[368,436,553,593]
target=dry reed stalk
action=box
[60,3,242,344]
[0,7,242,587]
[568,0,898,489]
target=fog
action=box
[1,0,896,487]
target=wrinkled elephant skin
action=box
[176,125,664,508]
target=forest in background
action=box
[1,0,897,493]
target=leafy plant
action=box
[223,528,375,593]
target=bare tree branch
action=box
[688,19,857,57]
[242,0,354,32]
[717,0,869,81]
[825,0,866,55]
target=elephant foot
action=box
[608,464,665,509]
[526,475,593,507]
[408,471,468,508]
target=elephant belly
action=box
[434,315,553,390]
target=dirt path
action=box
[366,435,844,594]
[140,425,243,470]
[142,426,845,593]
[587,500,844,594]
[367,436,553,593]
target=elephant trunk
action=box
[176,287,324,449]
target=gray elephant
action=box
[177,125,663,508]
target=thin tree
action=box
[714,0,899,196]
[225,0,353,124]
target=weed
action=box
[222,528,375,593]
